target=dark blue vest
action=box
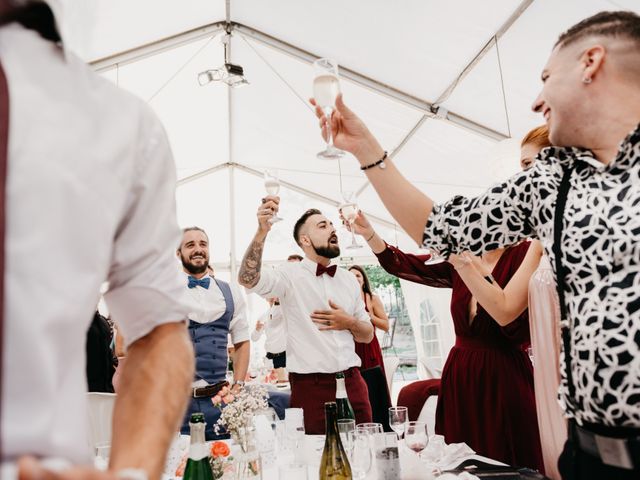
[182,278,234,439]
[189,278,234,384]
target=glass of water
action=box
[388,406,408,440]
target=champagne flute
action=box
[340,191,362,250]
[264,170,283,223]
[337,419,356,457]
[388,406,408,440]
[313,58,345,159]
[404,421,428,459]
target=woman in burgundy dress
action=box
[344,213,544,471]
[349,265,389,371]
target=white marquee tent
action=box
[62,0,638,373]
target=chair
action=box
[87,392,116,452]
[379,317,396,351]
[382,355,400,395]
[397,379,441,436]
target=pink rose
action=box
[212,394,222,405]
[223,394,234,403]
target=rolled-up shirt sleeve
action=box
[423,168,537,257]
[104,108,193,348]
[247,264,290,300]
[229,283,250,344]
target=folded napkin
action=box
[422,435,476,469]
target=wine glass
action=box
[313,58,344,159]
[284,408,305,462]
[349,431,372,480]
[340,191,362,250]
[264,170,283,223]
[388,406,408,440]
[337,419,356,457]
[404,421,428,459]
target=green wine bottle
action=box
[319,402,352,480]
[183,412,214,480]
[335,372,355,421]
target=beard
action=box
[179,251,209,275]
[311,240,340,259]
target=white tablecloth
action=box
[165,434,505,480]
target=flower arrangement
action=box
[212,384,269,438]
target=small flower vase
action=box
[232,426,262,480]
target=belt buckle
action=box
[594,434,634,470]
[192,387,201,398]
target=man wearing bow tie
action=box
[177,227,250,439]
[238,199,374,433]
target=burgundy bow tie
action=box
[316,263,337,278]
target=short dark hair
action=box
[178,226,209,249]
[287,254,303,262]
[556,11,640,49]
[293,209,322,247]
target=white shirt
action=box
[0,23,192,467]
[183,273,250,344]
[251,304,287,354]
[248,258,369,373]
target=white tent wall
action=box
[58,0,639,378]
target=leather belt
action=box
[571,420,640,470]
[192,381,228,399]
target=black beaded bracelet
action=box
[360,151,388,171]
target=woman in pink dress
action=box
[521,126,566,480]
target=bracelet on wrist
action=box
[365,231,376,242]
[360,151,388,171]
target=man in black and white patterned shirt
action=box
[313,10,640,480]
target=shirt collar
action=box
[539,122,640,172]
[301,257,335,275]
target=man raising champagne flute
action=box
[238,196,374,434]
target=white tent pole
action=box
[432,0,534,106]
[176,162,229,187]
[90,22,227,73]
[229,163,238,279]
[355,114,429,197]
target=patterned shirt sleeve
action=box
[423,168,538,257]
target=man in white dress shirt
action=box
[0,1,194,479]
[238,201,374,434]
[177,227,250,440]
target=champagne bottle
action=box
[319,402,352,480]
[183,412,214,480]
[335,372,355,421]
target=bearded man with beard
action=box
[238,202,374,433]
[177,227,251,439]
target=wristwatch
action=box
[233,380,246,387]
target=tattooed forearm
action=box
[238,236,265,288]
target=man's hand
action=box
[311,94,379,159]
[17,457,120,480]
[311,299,356,331]
[257,195,280,234]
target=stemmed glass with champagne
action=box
[312,58,345,159]
[340,191,362,250]
[263,170,283,223]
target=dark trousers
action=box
[558,422,640,480]
[289,367,372,434]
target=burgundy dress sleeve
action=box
[375,243,453,288]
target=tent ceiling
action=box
[56,0,640,269]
